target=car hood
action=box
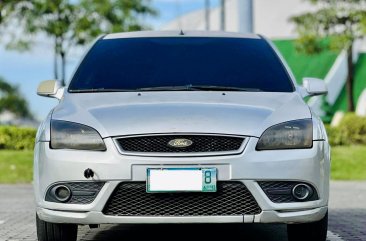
[52,91,311,138]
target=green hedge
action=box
[0,126,36,150]
[326,113,366,146]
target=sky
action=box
[0,0,220,120]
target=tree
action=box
[0,0,20,24]
[0,0,157,86]
[290,0,366,111]
[0,76,32,118]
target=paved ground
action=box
[0,182,365,241]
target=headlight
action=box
[50,120,106,151]
[256,119,313,150]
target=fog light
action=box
[292,184,313,201]
[52,185,71,202]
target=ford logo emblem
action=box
[168,138,193,148]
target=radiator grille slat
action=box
[103,182,261,217]
[116,135,244,154]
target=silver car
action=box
[35,31,330,241]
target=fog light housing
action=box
[292,184,313,201]
[52,185,71,202]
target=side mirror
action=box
[302,78,328,96]
[37,80,63,99]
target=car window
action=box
[68,37,294,92]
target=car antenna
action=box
[179,29,184,35]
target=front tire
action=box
[36,214,78,241]
[287,212,328,241]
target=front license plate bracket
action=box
[147,168,217,193]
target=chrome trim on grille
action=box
[112,133,248,157]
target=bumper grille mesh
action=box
[116,135,244,154]
[103,182,261,217]
[46,182,104,204]
[258,181,319,203]
[67,182,104,204]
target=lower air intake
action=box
[103,181,261,217]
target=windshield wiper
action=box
[137,85,262,92]
[69,85,262,93]
[188,85,262,92]
[69,88,135,93]
[69,87,190,93]
[137,86,193,91]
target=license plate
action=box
[147,168,217,193]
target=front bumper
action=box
[37,206,328,224]
[34,137,330,224]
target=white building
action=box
[161,0,314,39]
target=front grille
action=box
[116,135,244,154]
[103,182,261,217]
[46,182,105,204]
[258,181,319,203]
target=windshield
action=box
[68,37,294,92]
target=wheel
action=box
[287,212,328,241]
[36,214,78,241]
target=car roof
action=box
[103,30,261,40]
